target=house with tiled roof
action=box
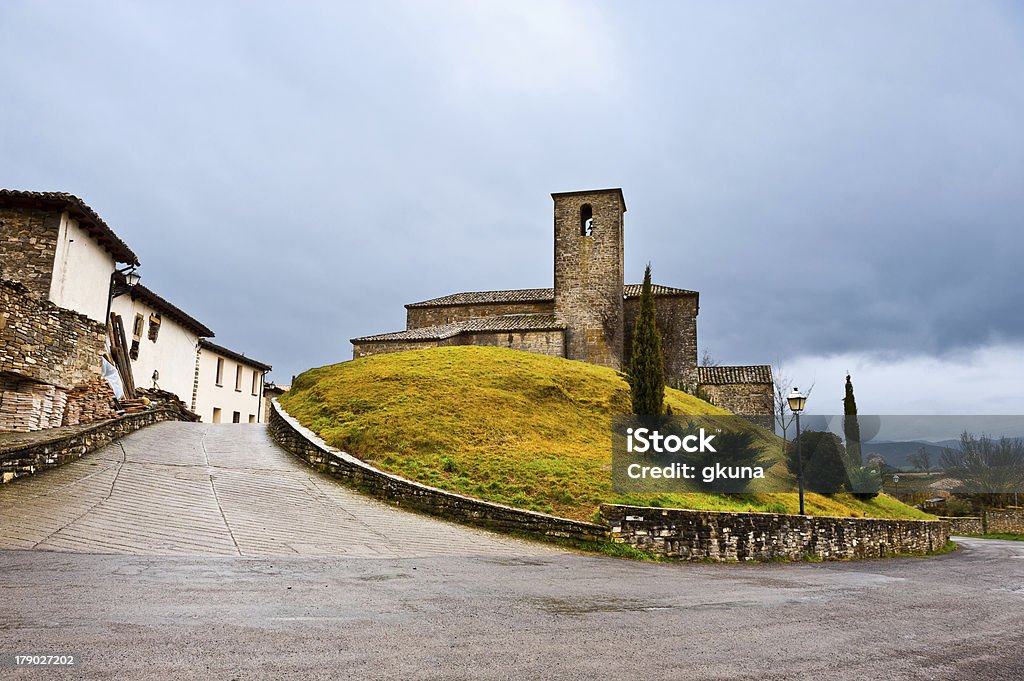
[1,190,271,433]
[352,188,774,424]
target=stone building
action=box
[1,189,272,431]
[352,188,773,422]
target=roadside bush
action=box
[847,464,883,500]
[786,431,850,495]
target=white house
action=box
[1,190,272,429]
[0,190,139,323]
[194,339,271,424]
[110,285,215,405]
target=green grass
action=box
[280,346,933,522]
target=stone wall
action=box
[624,294,698,391]
[0,205,61,300]
[354,330,566,361]
[269,400,607,542]
[698,382,775,429]
[602,504,950,561]
[407,301,553,330]
[987,508,1024,534]
[0,278,105,389]
[553,190,625,370]
[0,407,185,484]
[943,516,985,535]
[352,337,457,359]
[944,509,1024,535]
[461,330,565,357]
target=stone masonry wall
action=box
[943,516,985,535]
[0,205,62,300]
[0,279,105,389]
[698,382,775,430]
[461,330,565,358]
[987,508,1024,534]
[553,191,624,370]
[624,295,698,391]
[602,504,950,560]
[0,407,185,484]
[944,509,1024,535]
[269,400,607,542]
[352,337,456,359]
[406,301,553,330]
[354,330,565,361]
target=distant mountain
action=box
[861,441,949,471]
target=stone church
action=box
[352,188,774,424]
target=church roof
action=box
[697,365,774,385]
[352,313,564,343]
[405,284,697,309]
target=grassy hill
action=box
[280,346,932,522]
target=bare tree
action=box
[699,348,721,367]
[908,446,933,473]
[773,361,814,447]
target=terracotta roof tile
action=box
[352,313,564,343]
[126,284,215,338]
[697,365,774,385]
[199,338,272,372]
[0,189,139,265]
[406,284,696,309]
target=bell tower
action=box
[552,188,626,369]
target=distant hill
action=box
[862,441,949,470]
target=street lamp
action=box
[788,388,808,515]
[105,266,141,325]
[893,474,900,500]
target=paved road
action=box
[0,423,554,558]
[1,423,1022,680]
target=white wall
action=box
[48,213,117,323]
[111,296,200,404]
[193,348,265,423]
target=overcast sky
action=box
[2,1,1022,415]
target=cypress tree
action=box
[628,264,664,418]
[843,373,863,466]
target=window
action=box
[215,358,224,386]
[248,414,256,423]
[251,369,259,396]
[148,313,162,342]
[580,204,593,237]
[212,407,222,423]
[132,314,145,339]
[232,411,241,423]
[235,364,243,392]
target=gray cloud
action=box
[2,1,1022,384]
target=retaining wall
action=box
[271,399,955,560]
[268,400,607,542]
[602,504,950,561]
[0,408,186,483]
[943,510,1024,536]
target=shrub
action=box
[847,464,883,500]
[786,431,850,495]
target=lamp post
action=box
[893,474,900,501]
[788,388,808,515]
[105,266,141,326]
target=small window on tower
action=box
[580,204,594,236]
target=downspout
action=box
[257,369,267,423]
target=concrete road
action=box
[0,424,1022,680]
[0,423,555,558]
